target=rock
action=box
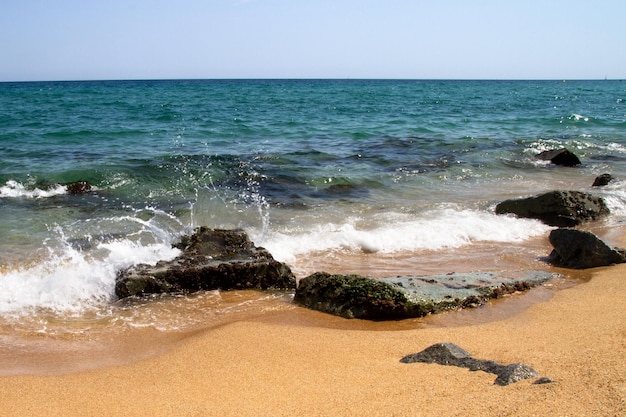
[115,227,296,298]
[547,228,626,269]
[294,271,556,320]
[536,148,581,166]
[64,181,92,194]
[293,273,416,320]
[400,342,472,366]
[495,190,610,227]
[494,363,540,386]
[592,173,614,187]
[400,342,542,386]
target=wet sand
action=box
[1,259,624,416]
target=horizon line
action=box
[1,77,623,84]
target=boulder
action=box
[547,228,626,269]
[536,148,581,166]
[293,271,556,320]
[400,343,545,386]
[495,190,610,227]
[592,173,614,187]
[115,227,296,298]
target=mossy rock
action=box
[294,271,556,320]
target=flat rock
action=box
[401,343,543,386]
[115,227,296,298]
[294,271,556,320]
[495,190,610,227]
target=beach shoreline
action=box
[1,253,624,416]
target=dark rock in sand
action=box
[294,271,556,321]
[115,227,296,298]
[400,342,543,386]
[400,342,472,365]
[495,190,610,227]
[64,181,92,194]
[494,363,542,386]
[536,148,581,166]
[592,173,614,187]
[547,228,626,269]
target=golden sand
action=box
[1,259,624,417]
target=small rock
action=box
[494,363,540,386]
[400,342,472,365]
[592,173,614,187]
[401,343,544,386]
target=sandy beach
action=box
[1,260,625,416]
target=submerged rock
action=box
[495,190,610,227]
[64,181,92,194]
[536,148,581,166]
[400,342,545,386]
[115,227,296,298]
[294,271,556,320]
[547,228,626,269]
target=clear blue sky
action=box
[1,0,624,81]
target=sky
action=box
[1,0,625,81]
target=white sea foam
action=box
[0,180,67,198]
[569,113,590,122]
[0,235,180,315]
[600,186,626,217]
[259,208,552,264]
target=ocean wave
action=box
[0,180,68,198]
[598,184,626,217]
[0,227,181,316]
[567,113,590,122]
[259,208,552,264]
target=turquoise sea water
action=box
[1,79,625,348]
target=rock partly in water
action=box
[115,227,296,298]
[536,148,581,167]
[294,271,556,320]
[547,228,626,269]
[294,273,417,320]
[494,190,610,227]
[400,342,545,386]
[592,173,615,187]
[64,181,92,194]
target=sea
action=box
[1,79,625,374]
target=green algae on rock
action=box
[294,271,557,320]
